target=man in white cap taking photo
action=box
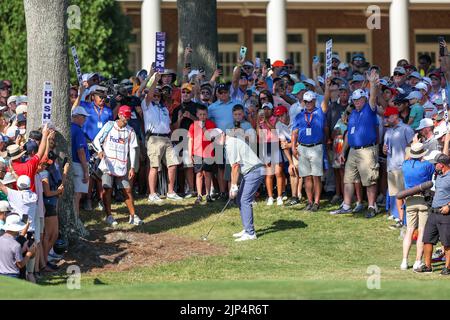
[414,118,439,154]
[0,214,36,279]
[209,128,265,242]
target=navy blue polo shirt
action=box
[347,103,378,148]
[293,107,325,145]
[71,123,89,163]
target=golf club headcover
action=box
[396,180,433,200]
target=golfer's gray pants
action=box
[236,167,264,236]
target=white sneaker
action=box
[148,193,163,203]
[400,260,408,270]
[232,230,246,238]
[266,197,274,206]
[167,192,183,201]
[276,197,283,206]
[97,201,104,211]
[105,215,118,227]
[129,215,143,225]
[234,232,257,242]
[387,215,396,220]
[413,260,423,271]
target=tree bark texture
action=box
[24,0,88,242]
[177,0,218,79]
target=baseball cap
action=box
[292,82,307,95]
[118,105,132,119]
[303,91,317,102]
[393,93,409,104]
[17,175,31,190]
[262,102,274,109]
[272,60,285,68]
[332,54,341,61]
[200,82,213,92]
[273,105,288,116]
[405,90,422,100]
[25,140,39,154]
[351,89,368,100]
[181,83,193,92]
[352,53,365,61]
[302,78,316,87]
[424,150,442,162]
[429,70,441,79]
[350,74,365,83]
[393,66,406,75]
[0,201,11,212]
[7,95,17,105]
[433,153,450,166]
[407,71,421,79]
[16,95,28,106]
[434,122,448,139]
[384,106,399,117]
[243,61,254,67]
[435,109,445,121]
[16,104,27,115]
[415,118,434,131]
[422,77,432,86]
[434,98,444,106]
[338,84,349,91]
[72,106,90,117]
[216,83,229,92]
[90,85,108,97]
[338,62,349,70]
[415,82,428,91]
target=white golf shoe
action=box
[235,232,257,242]
[232,230,246,238]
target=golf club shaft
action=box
[204,198,232,238]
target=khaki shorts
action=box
[387,170,405,196]
[73,162,89,193]
[405,195,429,230]
[297,144,323,177]
[344,146,379,187]
[146,136,180,168]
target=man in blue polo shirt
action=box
[331,70,380,218]
[208,83,238,199]
[291,87,329,212]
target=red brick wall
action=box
[155,8,450,76]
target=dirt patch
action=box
[60,230,226,274]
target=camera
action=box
[234,121,241,128]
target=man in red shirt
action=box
[8,124,52,191]
[188,104,216,204]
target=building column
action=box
[266,0,286,61]
[141,0,161,70]
[389,0,409,73]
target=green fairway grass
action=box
[4,197,450,299]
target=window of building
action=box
[316,29,371,74]
[128,28,141,73]
[252,28,309,76]
[218,29,243,80]
[415,30,450,69]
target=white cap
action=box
[7,95,17,105]
[16,104,27,115]
[72,106,90,117]
[351,89,368,100]
[261,102,274,109]
[0,201,11,212]
[405,91,422,100]
[415,82,428,91]
[206,128,224,141]
[338,62,349,70]
[332,54,341,61]
[408,71,422,80]
[393,66,406,75]
[302,78,316,87]
[303,91,317,102]
[422,77,432,86]
[3,214,26,232]
[434,122,448,139]
[17,175,31,190]
[0,172,16,185]
[416,118,434,131]
[424,150,442,162]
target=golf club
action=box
[201,198,232,241]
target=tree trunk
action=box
[177,0,218,79]
[24,0,88,243]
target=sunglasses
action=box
[201,91,211,95]
[243,66,252,70]
[218,90,228,94]
[393,72,404,76]
[260,96,268,100]
[181,90,191,94]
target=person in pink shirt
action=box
[257,102,285,206]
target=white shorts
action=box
[297,144,323,177]
[73,162,89,193]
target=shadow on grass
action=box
[257,219,308,238]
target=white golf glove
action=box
[229,184,239,199]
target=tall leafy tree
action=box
[0,0,132,93]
